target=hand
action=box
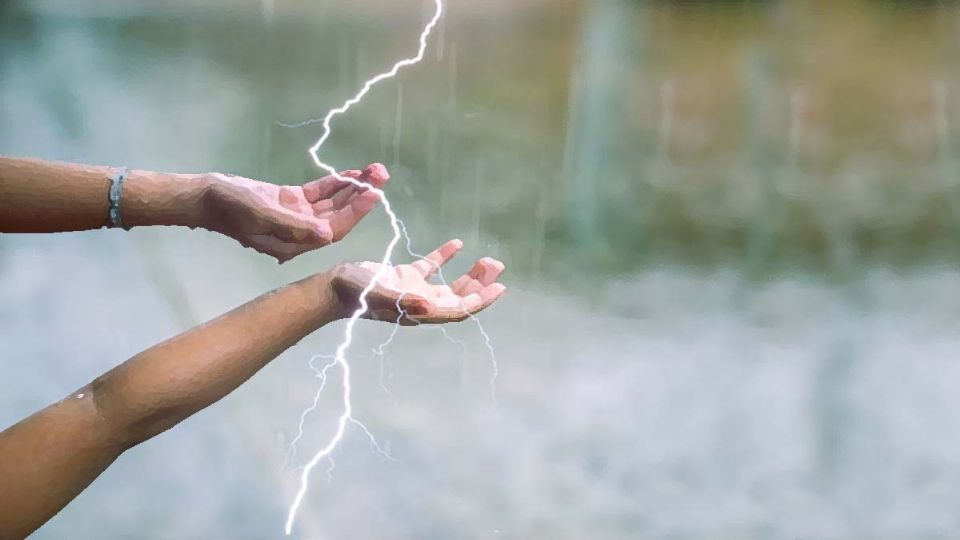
[200,164,389,262]
[330,239,507,324]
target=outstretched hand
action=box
[201,164,389,262]
[331,239,507,324]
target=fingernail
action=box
[452,239,463,249]
[362,163,389,185]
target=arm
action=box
[0,156,210,233]
[0,156,390,262]
[0,271,340,540]
[0,241,505,539]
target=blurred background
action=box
[4,0,960,538]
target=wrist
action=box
[302,270,347,326]
[121,170,214,229]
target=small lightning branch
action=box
[284,1,445,535]
[396,221,499,399]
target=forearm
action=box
[94,272,341,447]
[0,271,340,539]
[0,156,211,233]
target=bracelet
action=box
[106,166,128,229]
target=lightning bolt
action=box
[284,1,445,535]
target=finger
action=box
[330,183,362,210]
[452,257,505,295]
[474,283,507,313]
[453,276,482,296]
[424,292,481,322]
[473,257,506,286]
[451,274,474,295]
[324,174,365,210]
[312,199,334,215]
[302,169,362,202]
[410,239,463,277]
[328,190,383,241]
[361,163,390,189]
[460,292,484,314]
[329,163,389,210]
[448,283,506,320]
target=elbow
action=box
[81,377,136,453]
[86,375,194,452]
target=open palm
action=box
[332,239,507,324]
[203,164,389,262]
